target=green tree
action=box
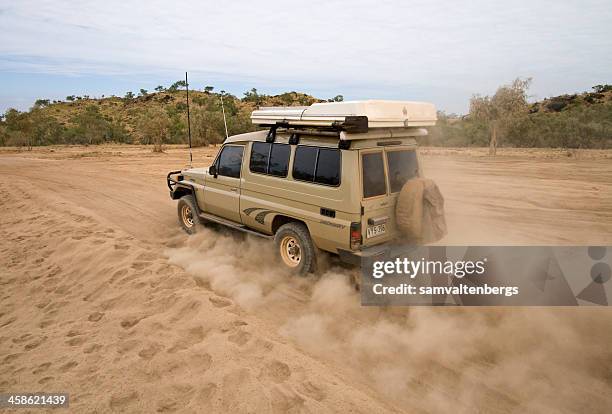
[28,108,64,146]
[469,78,532,154]
[204,86,214,93]
[139,89,148,96]
[124,91,135,100]
[34,99,51,108]
[138,107,170,152]
[191,108,225,146]
[163,105,186,144]
[220,94,238,116]
[168,80,187,92]
[243,88,261,103]
[592,84,612,94]
[0,123,7,146]
[104,117,130,144]
[67,105,115,144]
[154,85,165,92]
[4,109,33,148]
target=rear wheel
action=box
[274,222,316,275]
[177,195,200,234]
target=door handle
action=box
[230,187,238,192]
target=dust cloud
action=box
[167,227,612,413]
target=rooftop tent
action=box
[250,100,437,132]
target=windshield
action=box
[387,149,418,193]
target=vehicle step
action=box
[198,212,273,239]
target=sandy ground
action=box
[1,144,611,413]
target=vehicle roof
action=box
[224,130,268,144]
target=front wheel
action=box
[177,195,200,234]
[274,222,316,275]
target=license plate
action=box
[366,224,386,238]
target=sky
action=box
[0,0,611,114]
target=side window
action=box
[293,146,341,186]
[292,146,317,181]
[315,148,340,186]
[217,145,244,178]
[249,142,269,174]
[386,150,418,193]
[249,142,290,177]
[269,144,290,177]
[362,152,386,198]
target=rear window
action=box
[293,146,341,186]
[387,150,418,193]
[362,152,386,198]
[249,142,290,177]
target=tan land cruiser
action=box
[167,100,438,274]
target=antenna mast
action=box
[220,92,229,140]
[185,71,193,167]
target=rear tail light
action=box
[350,222,362,250]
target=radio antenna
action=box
[185,71,193,167]
[220,91,229,140]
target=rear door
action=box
[204,145,244,223]
[359,147,419,247]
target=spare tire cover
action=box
[395,178,447,243]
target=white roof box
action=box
[251,100,437,131]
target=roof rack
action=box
[262,125,427,150]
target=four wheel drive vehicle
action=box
[167,100,440,274]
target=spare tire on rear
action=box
[395,178,447,244]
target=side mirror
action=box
[208,165,218,177]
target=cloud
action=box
[1,0,611,112]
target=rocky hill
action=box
[530,84,612,114]
[0,88,331,147]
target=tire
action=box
[274,222,316,275]
[177,195,200,234]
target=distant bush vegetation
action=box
[0,85,331,148]
[424,81,612,149]
[1,81,611,149]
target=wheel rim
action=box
[280,236,301,267]
[181,204,194,228]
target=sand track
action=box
[1,145,611,413]
[0,151,397,413]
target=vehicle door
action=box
[204,144,244,223]
[359,147,419,247]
